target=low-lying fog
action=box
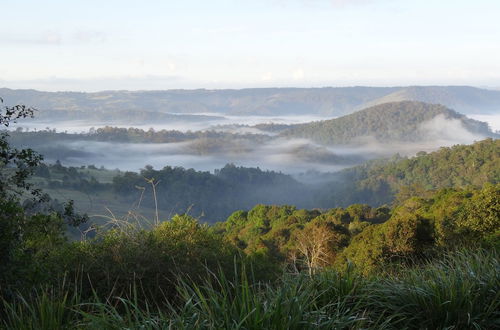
[40,139,353,174]
[469,114,500,132]
[10,113,499,178]
[17,113,330,134]
[6,114,500,182]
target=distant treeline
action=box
[34,162,312,221]
[7,102,498,155]
[30,138,499,223]
[8,126,270,143]
[7,127,272,158]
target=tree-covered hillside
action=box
[319,138,500,206]
[219,183,499,274]
[1,99,499,329]
[26,139,500,222]
[31,162,313,222]
[281,101,496,145]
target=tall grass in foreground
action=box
[167,266,374,330]
[368,249,500,329]
[0,288,81,330]
[1,250,498,329]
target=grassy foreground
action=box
[1,250,498,330]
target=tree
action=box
[0,97,87,291]
[0,97,43,199]
[294,221,349,275]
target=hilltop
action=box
[280,101,497,145]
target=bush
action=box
[55,214,238,303]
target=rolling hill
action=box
[1,86,500,118]
[366,86,500,114]
[280,101,498,145]
[317,138,500,207]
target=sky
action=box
[1,0,500,92]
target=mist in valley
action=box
[16,113,330,134]
[5,99,497,222]
[8,112,497,179]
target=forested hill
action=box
[280,101,497,145]
[2,86,500,116]
[319,138,500,206]
[31,163,313,222]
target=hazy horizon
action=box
[2,0,500,91]
[3,84,500,94]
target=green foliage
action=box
[7,125,270,149]
[1,288,81,330]
[282,101,497,145]
[0,98,43,199]
[319,138,500,206]
[169,268,367,330]
[55,214,238,302]
[457,183,500,241]
[368,250,500,329]
[222,203,392,273]
[0,98,89,297]
[0,199,73,293]
[2,250,497,329]
[336,184,499,274]
[110,164,306,222]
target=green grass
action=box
[367,250,500,329]
[168,266,369,330]
[1,288,81,330]
[1,250,498,329]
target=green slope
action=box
[319,138,500,206]
[281,101,497,145]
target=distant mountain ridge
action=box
[1,86,500,117]
[364,86,500,114]
[280,101,498,145]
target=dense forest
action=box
[20,138,499,224]
[2,163,499,328]
[1,99,499,328]
[281,101,497,145]
[318,138,500,206]
[29,162,312,222]
[218,183,499,274]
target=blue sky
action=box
[1,0,500,91]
